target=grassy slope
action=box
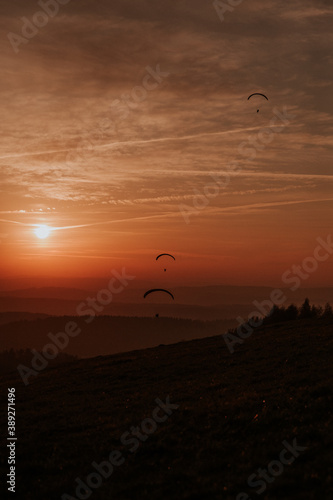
[0,318,332,500]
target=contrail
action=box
[96,125,274,150]
[0,125,273,160]
[203,198,333,215]
[0,212,178,230]
[51,212,179,230]
[1,198,332,232]
[0,219,34,227]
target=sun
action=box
[34,225,51,240]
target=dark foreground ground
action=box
[0,317,332,500]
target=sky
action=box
[0,0,332,287]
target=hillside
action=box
[0,317,332,499]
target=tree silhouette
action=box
[299,298,312,319]
[285,304,298,321]
[322,302,333,319]
[311,304,323,318]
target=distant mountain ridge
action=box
[0,285,332,304]
[0,312,49,326]
[0,285,332,321]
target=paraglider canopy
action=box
[143,289,175,300]
[156,253,175,272]
[247,93,268,101]
[248,93,269,113]
[156,253,175,261]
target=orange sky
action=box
[0,0,332,287]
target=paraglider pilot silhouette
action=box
[156,253,175,272]
[143,289,175,318]
[248,92,268,113]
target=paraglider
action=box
[247,93,269,113]
[156,253,175,272]
[144,288,175,318]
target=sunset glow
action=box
[34,225,51,240]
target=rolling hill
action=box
[0,316,332,499]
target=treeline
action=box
[0,348,77,376]
[259,298,333,326]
